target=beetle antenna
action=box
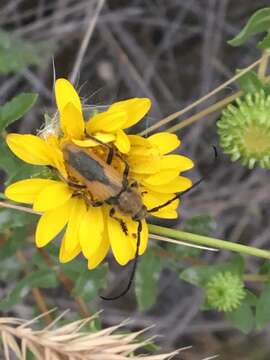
[148,145,218,214]
[100,220,142,301]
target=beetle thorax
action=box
[116,188,147,220]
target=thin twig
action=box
[69,0,105,84]
[166,91,241,132]
[140,56,263,136]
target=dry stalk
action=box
[0,312,183,360]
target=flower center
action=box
[243,124,270,154]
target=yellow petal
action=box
[143,176,192,193]
[33,181,73,211]
[72,138,100,147]
[86,110,127,134]
[151,209,178,219]
[142,190,179,210]
[129,158,160,174]
[80,206,104,258]
[35,199,73,247]
[160,154,194,171]
[106,208,134,265]
[94,132,115,143]
[60,102,84,139]
[46,135,67,178]
[114,129,130,153]
[109,98,151,129]
[6,134,54,166]
[142,190,179,218]
[59,236,81,263]
[55,78,82,114]
[144,170,180,185]
[87,229,110,270]
[88,221,110,270]
[4,179,55,204]
[148,133,180,155]
[128,135,151,147]
[63,198,86,255]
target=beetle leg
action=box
[109,208,128,235]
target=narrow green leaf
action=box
[255,283,270,329]
[0,269,58,311]
[228,8,270,47]
[0,93,38,132]
[237,70,264,93]
[135,250,163,311]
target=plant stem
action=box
[244,274,270,282]
[0,201,40,215]
[140,57,263,136]
[257,50,269,80]
[166,91,242,133]
[149,224,270,260]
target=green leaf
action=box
[0,228,26,260]
[228,8,270,47]
[0,269,58,311]
[255,283,270,329]
[72,264,108,301]
[0,208,36,231]
[135,249,163,311]
[0,140,21,175]
[237,70,264,93]
[0,30,54,74]
[180,255,245,287]
[258,31,270,49]
[183,214,216,236]
[226,298,254,334]
[0,93,38,132]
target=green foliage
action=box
[237,70,264,93]
[255,283,270,329]
[228,8,270,49]
[183,214,216,236]
[0,269,58,311]
[226,292,256,334]
[135,249,163,311]
[0,93,38,133]
[180,254,245,287]
[72,264,108,301]
[0,30,53,74]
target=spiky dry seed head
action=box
[0,311,181,360]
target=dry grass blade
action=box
[0,313,181,360]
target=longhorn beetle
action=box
[62,136,216,301]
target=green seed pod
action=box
[206,271,246,312]
[217,90,270,169]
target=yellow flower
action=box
[4,78,193,268]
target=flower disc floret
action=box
[4,78,193,269]
[217,91,270,169]
[206,271,246,312]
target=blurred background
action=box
[1,0,270,359]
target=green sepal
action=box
[228,8,270,47]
